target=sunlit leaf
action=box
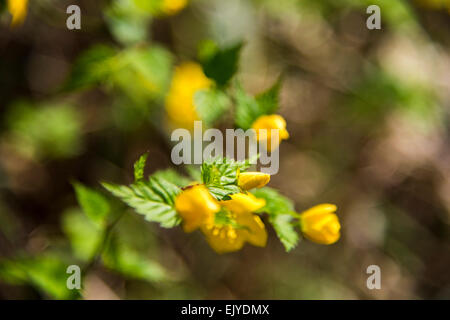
[102,177,181,228]
[73,182,110,227]
[134,153,149,182]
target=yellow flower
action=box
[299,204,341,245]
[161,0,188,15]
[165,62,212,130]
[8,0,28,27]
[175,185,220,232]
[251,114,289,151]
[238,172,270,190]
[201,193,268,254]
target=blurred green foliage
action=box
[0,0,449,300]
[5,102,83,159]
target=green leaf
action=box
[270,214,300,252]
[252,187,299,251]
[62,209,103,261]
[105,0,151,46]
[6,102,83,160]
[234,81,262,130]
[102,177,181,228]
[185,165,202,182]
[255,78,282,115]
[102,236,169,283]
[201,157,252,200]
[152,169,191,188]
[0,254,81,299]
[252,187,295,215]
[235,79,283,130]
[194,88,231,125]
[202,42,243,87]
[63,45,117,91]
[134,153,148,182]
[111,46,173,106]
[73,182,110,227]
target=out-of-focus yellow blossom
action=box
[251,114,289,151]
[201,193,267,253]
[238,172,270,190]
[165,62,212,130]
[299,204,340,245]
[175,184,220,232]
[161,0,188,15]
[8,0,28,27]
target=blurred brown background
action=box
[0,0,449,299]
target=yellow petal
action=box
[8,0,28,27]
[221,193,266,215]
[238,172,270,190]
[301,203,337,218]
[201,224,246,254]
[236,213,267,247]
[175,185,220,232]
[251,114,289,151]
[300,204,340,245]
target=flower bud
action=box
[299,204,340,245]
[251,114,289,151]
[238,172,270,190]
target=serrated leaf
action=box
[252,187,295,215]
[152,169,191,188]
[252,187,299,251]
[102,177,181,228]
[134,153,148,182]
[73,182,110,227]
[270,214,299,252]
[201,157,251,200]
[194,88,231,125]
[202,42,243,87]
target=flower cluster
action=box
[104,156,341,254]
[176,184,267,253]
[172,169,341,253]
[165,61,290,151]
